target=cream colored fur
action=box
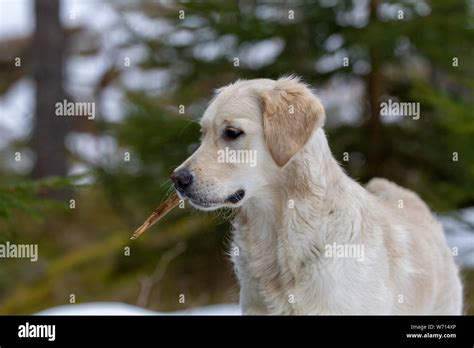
[174,76,463,315]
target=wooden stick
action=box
[131,193,181,240]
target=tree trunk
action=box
[29,0,69,179]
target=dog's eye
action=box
[224,127,244,140]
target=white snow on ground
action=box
[441,207,474,268]
[36,302,241,316]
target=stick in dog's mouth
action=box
[130,193,181,240]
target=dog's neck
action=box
[233,128,366,281]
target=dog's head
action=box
[171,76,326,210]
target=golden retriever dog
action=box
[171,76,463,315]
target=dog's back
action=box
[366,178,463,314]
[366,178,433,223]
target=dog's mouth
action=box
[225,189,245,204]
[189,198,221,208]
[178,189,245,209]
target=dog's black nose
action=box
[171,169,193,191]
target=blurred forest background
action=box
[0,0,473,314]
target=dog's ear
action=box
[260,76,326,167]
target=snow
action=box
[239,38,285,70]
[36,302,241,316]
[0,78,34,149]
[441,207,474,267]
[0,0,34,41]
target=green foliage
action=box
[0,175,88,221]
